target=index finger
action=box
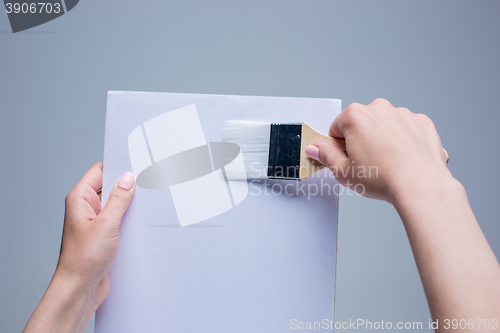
[328,114,344,139]
[328,102,363,139]
[76,162,103,193]
[328,109,350,139]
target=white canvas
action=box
[98,91,341,332]
[143,104,207,162]
[170,170,233,227]
[127,126,151,177]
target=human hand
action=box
[24,162,135,333]
[305,99,500,329]
[305,98,452,203]
[57,162,135,306]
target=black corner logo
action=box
[3,0,79,33]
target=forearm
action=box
[394,176,500,331]
[23,270,99,333]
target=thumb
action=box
[100,172,135,225]
[306,142,350,181]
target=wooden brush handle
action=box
[299,123,346,180]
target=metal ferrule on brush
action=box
[267,123,302,180]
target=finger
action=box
[99,172,135,227]
[313,142,351,181]
[77,162,103,193]
[328,113,345,139]
[328,102,363,139]
[65,162,104,218]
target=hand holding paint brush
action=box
[304,98,451,203]
[223,98,450,203]
[225,97,500,331]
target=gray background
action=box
[0,1,498,332]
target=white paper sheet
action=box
[98,91,341,332]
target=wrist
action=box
[46,269,101,327]
[50,268,102,310]
[24,269,101,333]
[392,174,465,222]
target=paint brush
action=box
[222,121,346,180]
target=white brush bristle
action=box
[222,121,270,179]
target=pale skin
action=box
[24,99,499,332]
[308,98,500,332]
[23,163,135,333]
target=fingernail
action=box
[118,172,135,191]
[305,145,320,161]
